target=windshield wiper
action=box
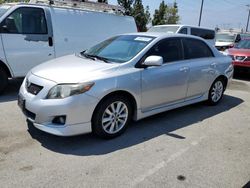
[80,52,96,61]
[80,52,110,63]
[90,55,110,63]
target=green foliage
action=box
[152,0,179,26]
[117,0,134,15]
[132,0,150,31]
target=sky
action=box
[108,0,250,30]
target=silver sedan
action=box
[18,33,233,138]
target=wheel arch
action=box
[214,75,228,90]
[0,60,12,78]
[91,90,138,123]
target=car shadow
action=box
[27,94,243,156]
[0,79,23,103]
[233,70,250,81]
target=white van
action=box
[148,25,215,46]
[0,0,137,93]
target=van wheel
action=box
[92,95,132,139]
[207,78,225,106]
[0,68,8,94]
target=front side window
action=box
[84,35,155,63]
[0,7,47,34]
[183,38,214,59]
[146,38,183,63]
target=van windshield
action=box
[83,35,155,63]
[0,5,11,17]
[216,33,235,42]
[148,26,180,34]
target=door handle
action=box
[179,67,189,72]
[210,63,217,68]
[48,37,53,47]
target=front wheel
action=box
[207,78,225,105]
[0,68,8,94]
[92,95,132,139]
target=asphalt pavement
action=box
[0,76,250,188]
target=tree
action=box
[132,0,150,32]
[117,0,134,15]
[152,0,179,26]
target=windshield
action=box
[148,26,180,34]
[83,35,155,63]
[235,40,250,49]
[0,5,11,17]
[216,33,235,42]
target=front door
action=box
[0,7,54,77]
[141,38,190,112]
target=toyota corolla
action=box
[18,33,233,138]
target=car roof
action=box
[123,32,205,41]
[151,24,214,31]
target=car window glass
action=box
[1,7,47,34]
[179,28,187,34]
[183,38,214,59]
[147,38,183,63]
[191,28,215,40]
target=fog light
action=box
[52,116,66,125]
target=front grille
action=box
[26,83,43,95]
[244,57,250,62]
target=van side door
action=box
[0,6,54,77]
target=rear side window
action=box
[179,28,187,34]
[183,38,214,59]
[146,38,183,63]
[191,28,215,40]
[0,7,47,34]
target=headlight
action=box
[47,82,94,99]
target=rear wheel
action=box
[207,78,225,105]
[92,95,132,139]
[0,68,8,94]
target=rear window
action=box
[191,28,215,40]
[148,26,180,34]
[183,38,214,59]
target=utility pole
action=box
[246,5,250,32]
[198,0,204,26]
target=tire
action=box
[0,68,8,94]
[92,95,132,139]
[207,78,225,106]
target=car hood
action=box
[228,48,250,56]
[215,41,234,47]
[31,54,120,83]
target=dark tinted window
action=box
[1,7,47,34]
[179,28,187,34]
[191,28,215,40]
[147,38,183,63]
[183,38,214,59]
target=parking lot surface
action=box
[0,76,250,188]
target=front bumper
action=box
[18,74,99,136]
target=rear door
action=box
[0,6,54,77]
[182,38,216,100]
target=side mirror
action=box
[143,56,163,67]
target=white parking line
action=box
[131,136,206,187]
